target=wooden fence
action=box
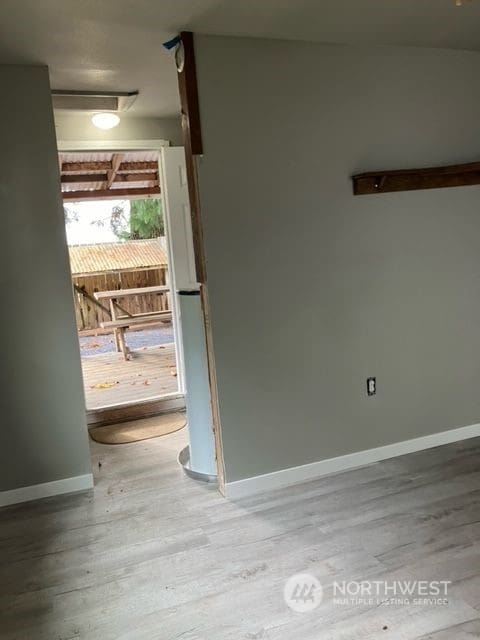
[73,267,170,332]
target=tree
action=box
[110,199,164,240]
[129,199,165,239]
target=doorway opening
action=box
[60,150,185,427]
[56,136,220,490]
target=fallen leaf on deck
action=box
[81,342,101,350]
[90,381,118,390]
[143,380,150,386]
[170,370,177,377]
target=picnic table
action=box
[94,285,172,360]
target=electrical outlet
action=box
[367,377,376,396]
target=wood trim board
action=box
[178,31,203,156]
[353,160,480,195]
[176,31,226,494]
[226,423,480,499]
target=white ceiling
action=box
[1,0,480,117]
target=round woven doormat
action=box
[89,412,186,445]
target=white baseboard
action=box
[225,423,480,500]
[0,473,94,508]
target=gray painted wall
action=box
[0,66,91,492]
[55,114,183,146]
[194,36,480,482]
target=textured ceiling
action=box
[1,0,480,117]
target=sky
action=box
[65,200,131,245]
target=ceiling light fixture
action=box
[455,0,471,6]
[91,113,121,130]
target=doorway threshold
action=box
[87,393,185,428]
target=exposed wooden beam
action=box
[352,161,480,195]
[117,162,158,172]
[118,173,158,183]
[62,186,160,202]
[107,153,124,188]
[62,161,111,172]
[62,173,108,183]
[62,172,158,184]
[61,161,158,173]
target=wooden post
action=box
[109,299,121,353]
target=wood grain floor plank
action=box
[1,432,479,639]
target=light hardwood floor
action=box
[1,431,480,639]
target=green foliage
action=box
[130,199,164,239]
[110,199,164,240]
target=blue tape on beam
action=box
[163,35,181,51]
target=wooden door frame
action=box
[175,31,226,494]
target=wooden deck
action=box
[81,343,179,410]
